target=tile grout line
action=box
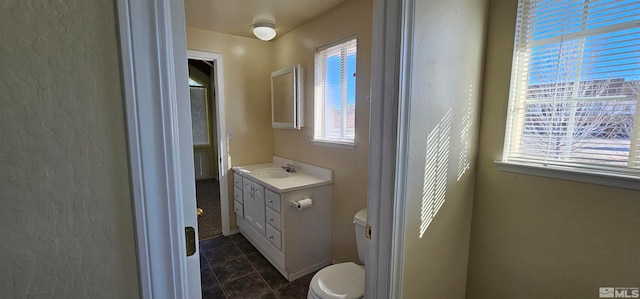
[206,233,312,298]
[231,235,283,299]
[201,243,228,298]
[219,241,246,299]
[209,238,272,299]
[231,239,280,299]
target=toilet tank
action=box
[353,208,368,264]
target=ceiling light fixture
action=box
[253,22,276,41]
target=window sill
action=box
[495,161,640,191]
[312,139,356,150]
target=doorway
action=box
[188,58,223,240]
[116,1,398,297]
[188,50,232,240]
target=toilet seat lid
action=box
[310,262,365,299]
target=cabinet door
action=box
[242,179,266,235]
[242,179,254,225]
[265,189,281,212]
[233,200,244,218]
[251,181,266,235]
[233,186,243,204]
[233,172,242,189]
[265,207,281,231]
[265,224,282,250]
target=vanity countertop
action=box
[233,162,332,193]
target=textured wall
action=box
[466,0,640,298]
[272,0,373,263]
[0,1,140,298]
[399,0,488,297]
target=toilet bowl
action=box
[308,209,367,299]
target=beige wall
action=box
[399,0,488,297]
[187,29,276,227]
[187,29,276,167]
[466,0,640,298]
[0,1,139,298]
[272,0,373,263]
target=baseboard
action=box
[288,260,331,281]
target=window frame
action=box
[497,0,640,190]
[313,36,358,148]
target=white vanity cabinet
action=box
[232,158,332,282]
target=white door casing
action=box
[116,0,201,298]
[367,0,407,298]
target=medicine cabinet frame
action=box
[271,64,304,129]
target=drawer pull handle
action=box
[268,200,273,203]
[269,218,274,221]
[269,236,273,239]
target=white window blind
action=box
[314,37,357,145]
[503,0,640,177]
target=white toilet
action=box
[308,208,367,299]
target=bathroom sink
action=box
[253,167,297,179]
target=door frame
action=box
[187,50,231,236]
[366,0,407,298]
[116,0,407,298]
[116,0,197,298]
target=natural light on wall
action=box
[458,84,474,181]
[420,109,452,238]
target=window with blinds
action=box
[503,0,640,177]
[314,37,357,145]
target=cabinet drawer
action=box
[233,172,242,189]
[233,186,242,204]
[265,189,281,212]
[233,200,244,218]
[266,224,282,250]
[265,207,281,231]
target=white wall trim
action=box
[116,0,193,298]
[311,139,356,150]
[187,50,232,236]
[390,0,414,297]
[496,161,640,191]
[367,0,406,298]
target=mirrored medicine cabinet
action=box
[271,64,303,129]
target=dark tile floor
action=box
[200,233,315,299]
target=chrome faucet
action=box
[282,163,296,173]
